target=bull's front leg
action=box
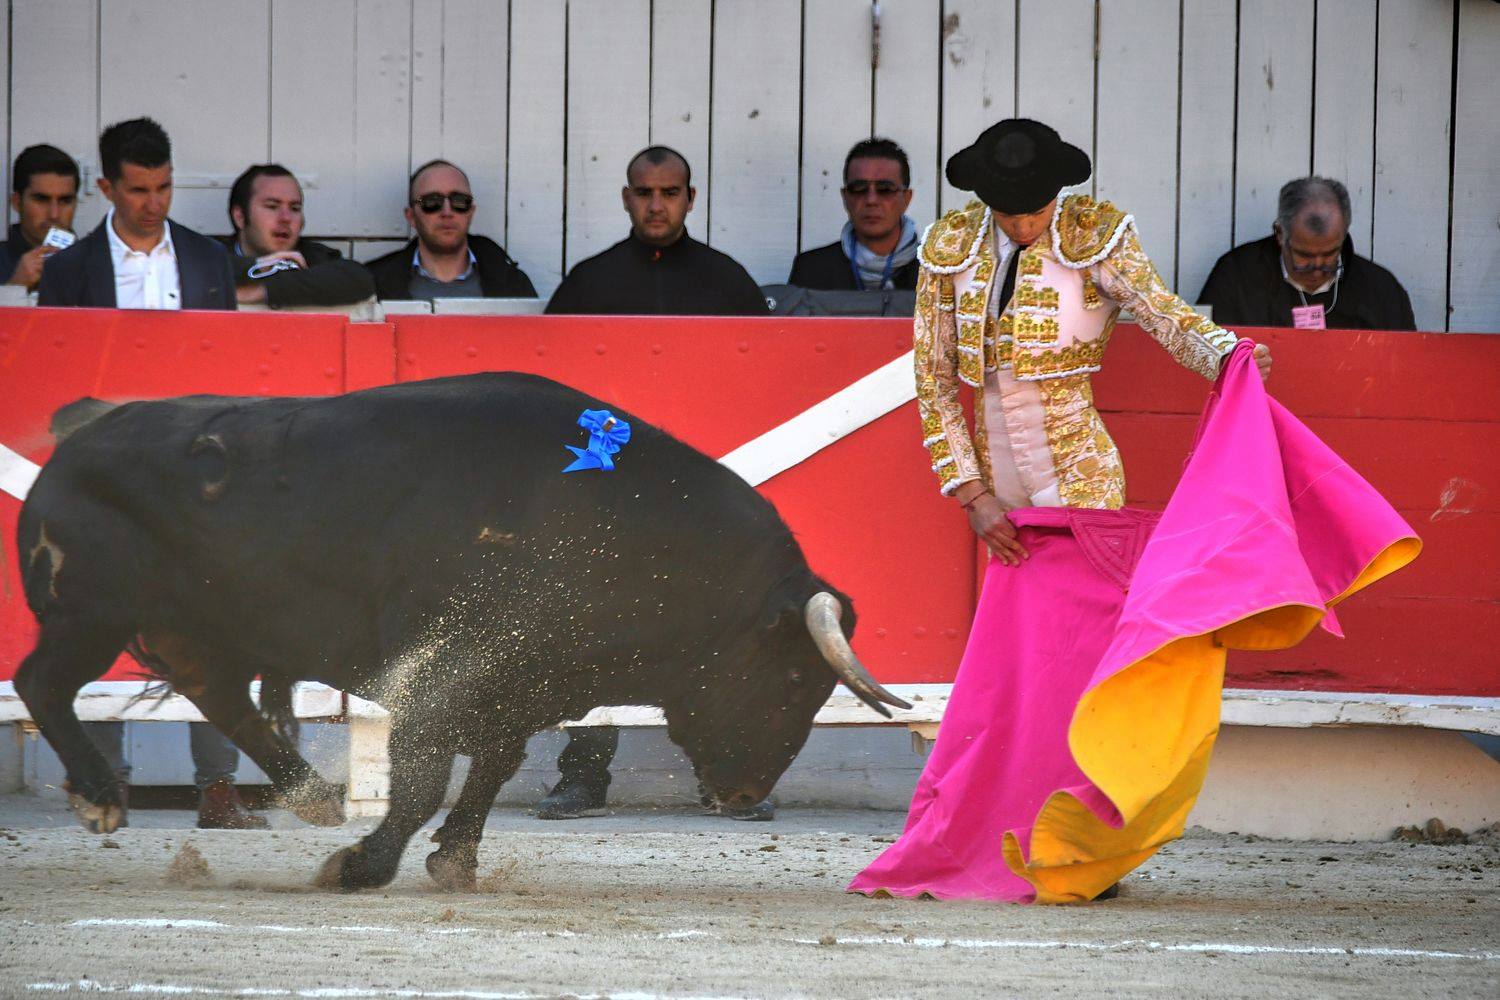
[12,616,130,833]
[315,710,457,890]
[426,735,528,891]
[185,685,345,827]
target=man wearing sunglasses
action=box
[364,159,536,301]
[788,137,920,292]
[1198,176,1414,330]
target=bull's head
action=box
[666,590,910,811]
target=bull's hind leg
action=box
[13,615,131,833]
[427,736,528,891]
[183,682,346,827]
[316,711,458,891]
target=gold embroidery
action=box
[1053,194,1129,266]
[1014,314,1060,345]
[1019,253,1044,278]
[1082,272,1102,309]
[1038,376,1126,510]
[913,267,984,495]
[1014,284,1059,310]
[920,200,988,271]
[1012,335,1111,380]
[958,287,987,316]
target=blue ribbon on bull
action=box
[562,408,632,473]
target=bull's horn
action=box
[804,592,913,719]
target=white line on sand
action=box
[53,917,1500,963]
[27,983,748,999]
[791,935,1500,961]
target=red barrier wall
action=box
[1,307,1495,696]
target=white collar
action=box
[105,208,173,259]
[1279,253,1339,295]
[413,244,476,282]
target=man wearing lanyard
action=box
[1197,176,1414,331]
[787,137,921,292]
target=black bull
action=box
[14,372,909,889]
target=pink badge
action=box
[1292,304,1326,329]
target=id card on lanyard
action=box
[1292,303,1327,329]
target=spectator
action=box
[1198,176,1415,330]
[2,144,80,291]
[37,118,259,828]
[38,117,234,310]
[221,163,375,308]
[788,137,919,291]
[539,147,773,824]
[546,145,768,315]
[364,159,535,300]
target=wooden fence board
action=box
[873,0,942,226]
[1176,0,1238,298]
[506,0,568,296]
[800,0,873,257]
[1312,0,1377,255]
[1448,0,1500,333]
[938,0,1017,216]
[1233,0,1314,246]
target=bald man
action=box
[546,146,767,315]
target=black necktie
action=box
[998,242,1030,312]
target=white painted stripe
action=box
[792,935,1500,961]
[26,983,749,999]
[716,350,915,487]
[49,917,1499,963]
[0,441,40,502]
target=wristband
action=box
[960,491,991,512]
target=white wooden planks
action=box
[10,0,102,235]
[1311,0,1377,256]
[1233,0,1315,245]
[1371,0,1455,333]
[271,1,363,238]
[1176,0,1238,299]
[800,0,873,257]
[873,0,942,227]
[98,0,270,237]
[1448,0,1500,333]
[938,0,1017,216]
[1094,0,1180,286]
[1016,0,1095,197]
[507,0,568,296]
[430,0,513,247]
[708,0,801,285]
[565,0,650,270]
[650,0,712,200]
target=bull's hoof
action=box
[313,844,389,891]
[291,796,346,828]
[425,846,478,893]
[67,791,125,835]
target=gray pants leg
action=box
[189,723,240,790]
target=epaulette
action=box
[918,199,989,274]
[1050,194,1134,269]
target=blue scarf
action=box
[842,216,918,290]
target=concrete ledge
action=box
[0,681,344,723]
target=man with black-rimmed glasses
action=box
[788,137,921,291]
[364,159,535,301]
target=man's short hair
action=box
[626,146,692,187]
[12,144,80,195]
[227,164,299,231]
[408,159,470,201]
[844,137,910,188]
[99,117,171,182]
[1276,176,1351,236]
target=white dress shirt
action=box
[106,209,181,310]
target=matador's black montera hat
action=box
[945,119,1091,215]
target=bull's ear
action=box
[761,604,800,632]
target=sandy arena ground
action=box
[0,794,1495,999]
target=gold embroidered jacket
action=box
[914,194,1238,508]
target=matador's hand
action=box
[1252,342,1272,382]
[965,493,1028,567]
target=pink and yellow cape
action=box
[849,341,1419,903]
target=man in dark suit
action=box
[37,118,261,829]
[787,137,920,291]
[38,117,234,311]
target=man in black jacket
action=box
[2,144,80,291]
[220,164,374,308]
[787,137,919,292]
[38,117,234,311]
[1197,176,1415,331]
[546,146,767,316]
[364,159,535,301]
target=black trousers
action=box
[556,726,619,794]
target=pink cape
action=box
[849,341,1419,903]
